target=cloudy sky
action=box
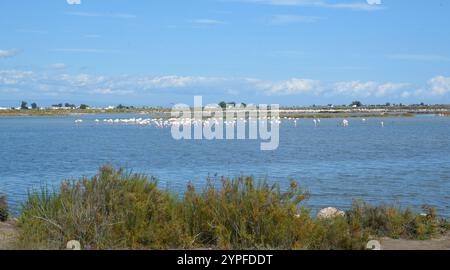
[0,0,449,106]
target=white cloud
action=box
[242,0,383,11]
[91,88,134,95]
[0,49,19,58]
[259,78,323,95]
[2,69,449,100]
[136,75,220,89]
[66,12,136,19]
[375,83,410,97]
[0,88,20,94]
[192,19,226,25]
[333,81,377,97]
[429,76,450,96]
[333,81,409,97]
[49,63,67,70]
[0,70,34,85]
[270,15,323,25]
[67,0,81,5]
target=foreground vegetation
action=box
[4,166,449,250]
[0,195,8,222]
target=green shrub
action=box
[181,177,314,249]
[0,195,8,222]
[307,216,369,250]
[15,167,449,250]
[18,166,191,250]
[347,200,449,240]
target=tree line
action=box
[18,101,89,110]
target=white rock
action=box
[66,240,81,250]
[317,207,345,219]
[366,240,382,250]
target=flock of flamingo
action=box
[74,117,385,128]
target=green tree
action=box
[350,101,362,107]
[218,101,227,109]
[20,101,29,110]
[31,102,38,110]
[79,104,89,110]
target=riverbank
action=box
[1,166,448,250]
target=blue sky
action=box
[1,0,450,107]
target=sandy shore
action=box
[0,221,18,250]
[380,232,450,250]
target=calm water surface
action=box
[1,114,449,216]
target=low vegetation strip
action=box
[0,108,169,117]
[0,105,448,118]
[2,166,449,250]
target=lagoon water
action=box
[1,114,449,216]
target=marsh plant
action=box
[347,201,449,240]
[16,166,449,250]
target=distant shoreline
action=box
[1,106,449,118]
